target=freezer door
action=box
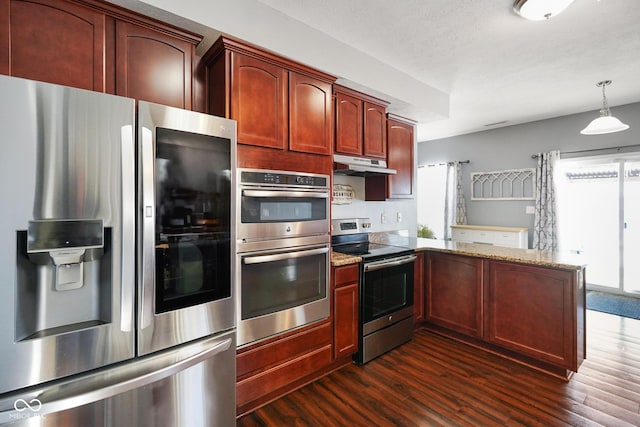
[0,75,136,394]
[0,330,236,426]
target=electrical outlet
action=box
[397,212,403,223]
[526,205,535,215]
[381,213,387,224]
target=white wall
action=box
[331,175,417,234]
[417,102,640,245]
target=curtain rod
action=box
[531,144,640,159]
[419,160,470,168]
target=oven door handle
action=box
[243,247,329,265]
[364,254,417,272]
[242,189,329,199]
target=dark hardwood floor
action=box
[237,310,640,426]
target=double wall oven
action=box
[332,218,416,364]
[236,169,331,347]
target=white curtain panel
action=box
[533,151,560,251]
[444,161,467,240]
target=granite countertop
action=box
[331,251,361,267]
[413,238,585,271]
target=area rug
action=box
[586,291,640,320]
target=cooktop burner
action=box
[331,218,413,262]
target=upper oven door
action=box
[238,187,329,241]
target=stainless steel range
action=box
[331,218,416,364]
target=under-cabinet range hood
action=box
[333,154,397,176]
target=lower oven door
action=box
[237,238,330,347]
[361,255,416,325]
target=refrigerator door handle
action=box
[0,337,232,423]
[140,126,155,330]
[120,125,135,332]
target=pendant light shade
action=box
[580,80,630,135]
[513,0,575,21]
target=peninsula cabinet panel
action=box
[231,52,288,149]
[413,252,425,325]
[486,261,578,370]
[289,72,332,155]
[426,252,483,337]
[116,21,194,109]
[387,115,415,199]
[4,0,106,91]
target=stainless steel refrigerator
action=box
[0,75,236,426]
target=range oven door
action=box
[138,101,237,356]
[237,236,330,347]
[361,255,416,328]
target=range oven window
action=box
[241,246,328,319]
[154,127,231,313]
[240,193,327,223]
[362,260,414,322]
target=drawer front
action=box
[493,232,520,247]
[451,228,474,243]
[334,263,359,287]
[471,230,494,244]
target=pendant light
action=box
[580,80,630,135]
[513,0,575,21]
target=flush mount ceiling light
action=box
[513,0,575,21]
[580,80,630,135]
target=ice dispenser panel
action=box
[27,220,104,291]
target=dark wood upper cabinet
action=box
[202,36,335,158]
[1,0,201,107]
[335,90,363,155]
[364,101,386,158]
[289,72,332,155]
[230,52,288,150]
[3,0,107,91]
[115,21,195,109]
[334,85,388,159]
[387,114,416,199]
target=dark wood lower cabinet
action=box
[425,252,483,337]
[486,261,583,372]
[333,264,359,359]
[423,250,585,379]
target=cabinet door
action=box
[426,252,483,337]
[387,117,415,199]
[334,283,359,359]
[486,261,577,370]
[231,52,288,149]
[116,21,194,109]
[363,101,386,158]
[4,0,106,91]
[413,252,425,325]
[334,91,362,155]
[289,72,332,155]
[333,264,359,359]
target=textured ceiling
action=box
[255,0,640,141]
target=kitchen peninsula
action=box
[412,238,586,380]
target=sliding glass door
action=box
[557,156,640,296]
[624,161,640,293]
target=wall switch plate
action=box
[397,212,402,222]
[526,205,535,214]
[381,213,387,224]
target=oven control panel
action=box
[240,169,328,188]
